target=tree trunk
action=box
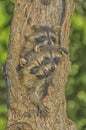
[6,0,77,129]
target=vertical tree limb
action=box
[6,0,77,129]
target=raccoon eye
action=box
[30,66,39,74]
[41,57,50,65]
[53,57,60,64]
[34,35,47,44]
[50,36,56,43]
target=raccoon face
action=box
[20,25,68,81]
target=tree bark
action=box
[6,0,77,130]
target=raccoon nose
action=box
[43,69,49,76]
[51,66,55,72]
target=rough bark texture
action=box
[6,0,77,130]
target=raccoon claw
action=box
[37,105,49,118]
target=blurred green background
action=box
[0,0,86,130]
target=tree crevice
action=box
[6,0,77,130]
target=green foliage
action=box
[0,0,86,130]
[66,0,86,129]
[0,0,14,66]
[0,0,14,129]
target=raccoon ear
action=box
[53,25,60,33]
[20,58,27,67]
[31,25,39,32]
[60,47,69,55]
